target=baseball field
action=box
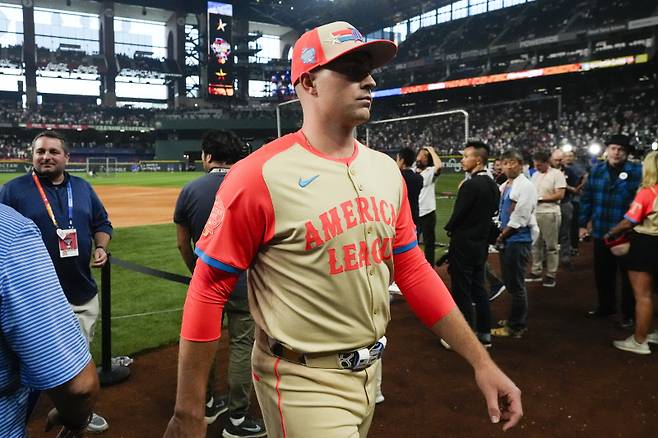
[9,171,658,437]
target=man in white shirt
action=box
[492,149,538,338]
[416,146,442,264]
[526,151,566,287]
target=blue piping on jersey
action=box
[393,240,418,255]
[194,247,243,274]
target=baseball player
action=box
[164,21,522,438]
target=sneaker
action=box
[205,394,229,424]
[489,284,506,301]
[222,417,267,438]
[613,335,650,355]
[647,330,658,344]
[375,393,385,404]
[87,413,109,433]
[491,326,526,339]
[542,277,556,288]
[524,273,542,282]
[388,282,402,295]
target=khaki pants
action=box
[71,295,100,345]
[252,329,379,438]
[531,211,561,278]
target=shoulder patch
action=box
[202,196,225,237]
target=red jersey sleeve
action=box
[180,260,238,341]
[393,247,456,327]
[624,187,657,225]
[392,176,418,255]
[194,157,275,273]
[181,139,287,342]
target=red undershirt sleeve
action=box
[393,246,456,327]
[181,260,239,342]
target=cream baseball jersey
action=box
[193,131,418,354]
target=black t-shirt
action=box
[174,168,247,298]
[401,168,423,225]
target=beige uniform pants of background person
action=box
[71,294,100,344]
[252,329,380,438]
[531,211,562,278]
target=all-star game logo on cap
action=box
[330,28,365,44]
[301,47,316,64]
[291,21,397,85]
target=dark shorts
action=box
[626,232,658,274]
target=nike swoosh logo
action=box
[242,425,263,432]
[298,174,320,188]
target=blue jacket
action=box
[0,173,112,305]
[579,160,642,239]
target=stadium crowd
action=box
[366,85,657,157]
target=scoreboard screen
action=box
[207,2,234,97]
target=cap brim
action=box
[325,39,398,71]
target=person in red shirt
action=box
[606,151,658,354]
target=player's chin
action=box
[351,108,371,125]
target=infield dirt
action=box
[95,186,181,227]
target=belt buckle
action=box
[338,336,387,371]
[338,348,371,370]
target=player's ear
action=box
[298,72,318,96]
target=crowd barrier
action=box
[98,253,191,386]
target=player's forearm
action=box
[431,308,492,369]
[172,339,219,423]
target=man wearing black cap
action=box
[579,134,642,326]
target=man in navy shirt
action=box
[174,130,265,438]
[0,130,112,433]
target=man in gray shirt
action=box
[174,130,265,438]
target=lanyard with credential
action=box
[32,173,74,229]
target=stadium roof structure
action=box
[248,0,449,34]
[3,0,206,21]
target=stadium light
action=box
[561,143,574,153]
[588,142,602,156]
[652,141,658,151]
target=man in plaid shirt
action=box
[579,134,642,326]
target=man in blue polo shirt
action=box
[0,130,112,433]
[1,203,99,437]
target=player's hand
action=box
[44,408,88,437]
[91,247,107,268]
[474,362,523,431]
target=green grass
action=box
[0,171,203,187]
[2,170,462,360]
[90,223,190,360]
